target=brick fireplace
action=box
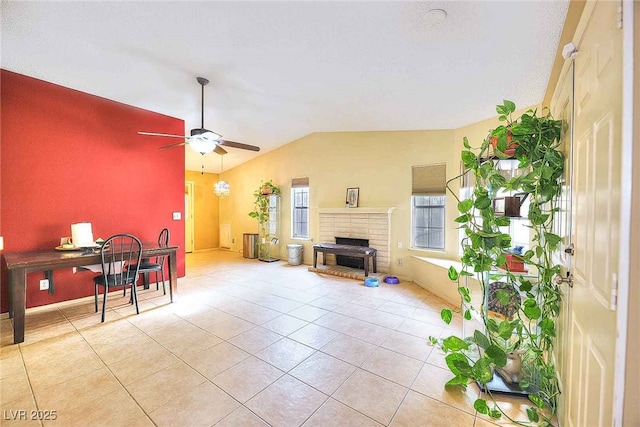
[317,207,395,273]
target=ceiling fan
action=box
[138,77,260,157]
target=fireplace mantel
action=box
[317,207,395,273]
[318,207,396,215]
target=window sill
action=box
[409,247,446,254]
[291,237,311,241]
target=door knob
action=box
[554,273,573,287]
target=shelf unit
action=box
[462,158,540,396]
[258,194,280,262]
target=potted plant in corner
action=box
[248,180,281,261]
[431,100,564,426]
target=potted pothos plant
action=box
[431,100,564,426]
[248,180,281,225]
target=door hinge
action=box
[617,0,623,29]
[564,243,575,256]
[610,273,618,310]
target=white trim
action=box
[317,207,396,214]
[614,1,634,425]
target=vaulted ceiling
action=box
[1,1,569,173]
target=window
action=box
[291,177,309,239]
[411,164,446,250]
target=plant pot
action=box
[491,132,517,157]
[261,186,273,195]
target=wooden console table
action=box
[3,242,179,344]
[313,243,377,277]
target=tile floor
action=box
[1,250,534,426]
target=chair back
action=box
[100,234,143,285]
[156,228,170,265]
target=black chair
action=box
[93,234,142,322]
[129,228,170,295]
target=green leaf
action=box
[489,409,502,419]
[464,309,472,320]
[463,137,471,149]
[544,232,562,249]
[496,289,511,306]
[494,216,511,227]
[451,359,472,376]
[441,309,453,325]
[474,399,490,415]
[474,196,491,210]
[461,151,477,169]
[445,353,469,375]
[498,320,515,340]
[443,336,469,351]
[472,358,494,383]
[503,100,516,113]
[524,304,542,320]
[448,266,459,281]
[455,214,470,223]
[496,254,506,269]
[458,199,473,213]
[485,344,507,368]
[473,330,491,349]
[529,394,547,409]
[458,287,472,303]
[445,375,468,386]
[526,407,540,422]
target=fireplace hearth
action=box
[335,237,369,269]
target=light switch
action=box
[172,212,181,220]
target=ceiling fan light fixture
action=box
[189,135,216,155]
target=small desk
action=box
[3,242,179,344]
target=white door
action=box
[552,1,623,426]
[185,181,195,253]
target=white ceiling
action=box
[1,1,569,173]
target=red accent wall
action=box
[1,70,186,312]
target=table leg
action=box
[168,251,177,303]
[9,268,26,344]
[143,272,150,290]
[373,254,377,273]
[313,249,318,268]
[364,256,369,277]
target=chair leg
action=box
[131,283,140,315]
[161,268,166,295]
[155,272,159,291]
[94,284,99,313]
[101,286,108,323]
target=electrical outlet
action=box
[172,212,181,220]
[232,238,235,244]
[39,279,49,290]
[397,241,403,249]
[397,258,403,267]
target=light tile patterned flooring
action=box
[1,250,533,426]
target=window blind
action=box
[291,177,309,188]
[412,164,446,195]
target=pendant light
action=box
[213,154,230,197]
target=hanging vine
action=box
[431,100,564,426]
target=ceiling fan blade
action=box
[218,140,261,152]
[158,142,188,150]
[138,131,187,139]
[214,145,228,155]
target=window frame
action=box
[291,185,309,239]
[411,194,446,251]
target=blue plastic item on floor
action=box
[384,275,400,284]
[364,277,380,287]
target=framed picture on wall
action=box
[346,187,359,208]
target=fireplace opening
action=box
[335,237,369,269]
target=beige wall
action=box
[219,130,461,277]
[185,171,220,250]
